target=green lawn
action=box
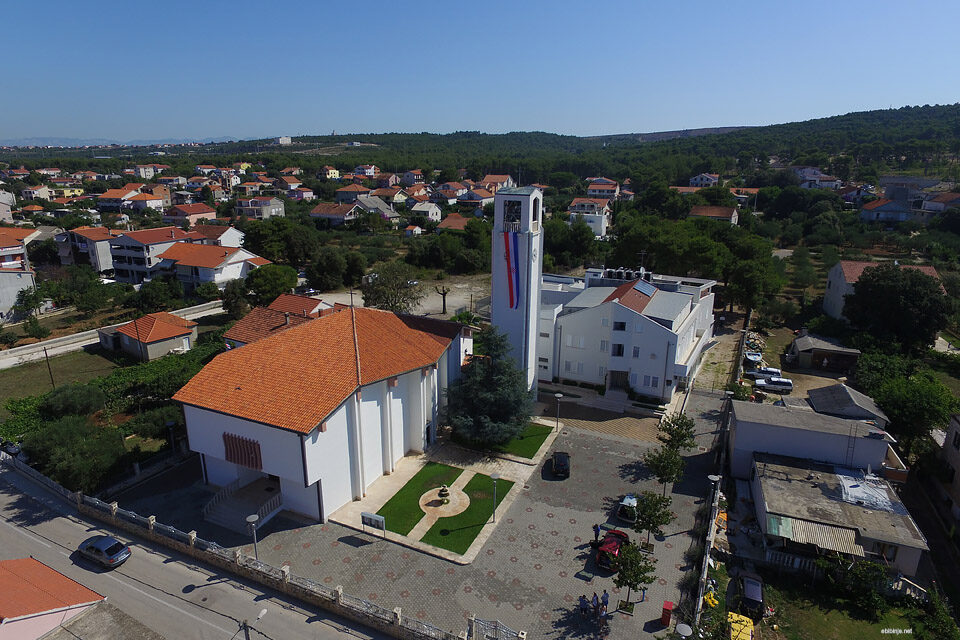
[376,462,463,536]
[496,422,552,459]
[0,348,122,419]
[763,574,916,640]
[420,472,514,554]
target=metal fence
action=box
[472,618,520,640]
[402,617,460,640]
[341,591,395,625]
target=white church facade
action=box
[174,308,472,523]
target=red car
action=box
[596,529,630,571]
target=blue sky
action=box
[4,0,958,141]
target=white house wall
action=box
[305,402,352,516]
[729,419,891,479]
[280,476,319,520]
[360,384,385,491]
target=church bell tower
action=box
[491,186,543,391]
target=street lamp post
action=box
[490,472,500,523]
[554,392,563,432]
[246,514,260,561]
[241,608,268,640]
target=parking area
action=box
[233,426,704,639]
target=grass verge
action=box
[455,422,553,460]
[376,462,463,536]
[420,472,514,554]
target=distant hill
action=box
[588,126,752,143]
[0,135,240,147]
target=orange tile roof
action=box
[71,226,122,242]
[191,224,232,239]
[839,260,940,284]
[116,312,197,344]
[669,186,702,194]
[604,279,654,314]
[268,293,326,318]
[482,174,511,184]
[862,198,893,210]
[689,205,737,219]
[98,188,136,199]
[0,228,37,242]
[0,558,103,621]
[170,203,216,216]
[246,256,271,266]
[21,204,44,211]
[0,233,26,249]
[469,188,493,198]
[175,308,462,433]
[437,212,470,230]
[570,198,610,207]
[121,227,204,244]
[311,202,357,217]
[128,193,162,201]
[158,242,240,268]
[336,184,371,193]
[223,306,313,345]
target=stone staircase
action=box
[203,477,283,534]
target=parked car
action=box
[552,451,570,478]
[616,494,638,524]
[754,377,793,393]
[1,440,22,457]
[77,535,131,569]
[738,572,764,620]
[743,367,781,380]
[595,529,630,571]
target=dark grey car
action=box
[78,535,131,569]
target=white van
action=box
[754,377,794,393]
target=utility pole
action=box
[42,347,55,389]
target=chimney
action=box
[284,312,290,325]
[170,228,175,238]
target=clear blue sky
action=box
[4,0,958,142]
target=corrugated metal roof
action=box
[769,514,864,556]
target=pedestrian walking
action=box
[599,603,608,621]
[592,592,600,619]
[601,590,609,609]
[593,523,601,543]
[578,595,589,622]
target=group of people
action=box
[578,590,610,623]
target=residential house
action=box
[109,226,204,284]
[786,330,861,371]
[71,170,99,182]
[377,173,400,188]
[96,187,140,212]
[158,242,269,290]
[405,225,422,237]
[55,225,121,272]
[36,168,61,177]
[402,169,424,186]
[157,175,187,188]
[172,191,197,206]
[223,306,313,348]
[267,293,333,318]
[728,400,903,481]
[936,415,960,529]
[537,268,715,403]
[750,453,927,577]
[437,182,467,196]
[823,260,940,320]
[0,557,104,639]
[320,166,340,180]
[186,176,215,190]
[192,224,245,248]
[173,308,473,524]
[21,184,51,201]
[280,167,302,176]
[688,205,738,225]
[310,202,360,226]
[480,174,515,193]
[275,136,292,145]
[135,164,159,180]
[410,201,441,222]
[586,179,619,201]
[0,190,14,223]
[141,184,172,208]
[356,195,397,223]
[236,182,261,197]
[127,192,164,212]
[859,198,915,223]
[921,192,960,213]
[436,212,470,232]
[457,188,494,208]
[98,312,198,361]
[275,176,302,191]
[335,184,372,204]
[404,183,429,198]
[195,164,217,175]
[729,187,760,207]
[689,173,719,188]
[354,164,380,178]
[0,228,37,318]
[290,187,315,201]
[431,189,459,206]
[567,198,612,237]
[371,187,408,207]
[163,203,218,227]
[236,197,284,220]
[405,193,431,209]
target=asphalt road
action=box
[0,467,387,640]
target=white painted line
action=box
[0,516,52,548]
[101,572,233,635]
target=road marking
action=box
[0,515,52,548]
[101,572,233,635]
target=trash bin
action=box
[661,601,674,626]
